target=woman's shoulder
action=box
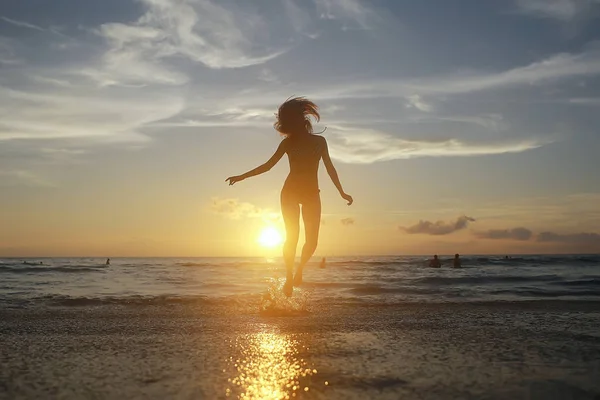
[311,134,327,143]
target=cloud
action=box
[85,0,290,87]
[407,114,507,131]
[475,227,533,241]
[537,231,600,243]
[405,95,432,112]
[313,0,377,29]
[0,37,22,65]
[326,126,550,164]
[210,197,280,222]
[430,50,600,94]
[340,217,355,226]
[1,16,68,37]
[514,0,600,21]
[0,170,54,187]
[315,48,600,99]
[1,16,47,32]
[0,86,183,141]
[402,215,476,235]
[568,97,600,105]
[83,0,382,87]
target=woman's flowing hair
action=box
[274,96,320,137]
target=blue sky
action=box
[1,0,599,256]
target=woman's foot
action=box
[283,271,294,297]
[293,268,303,287]
[283,278,293,297]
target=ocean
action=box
[1,255,599,399]
[2,255,600,307]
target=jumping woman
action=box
[226,97,353,296]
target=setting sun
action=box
[258,227,283,248]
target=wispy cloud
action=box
[313,0,378,29]
[0,86,183,141]
[1,16,67,37]
[316,48,600,99]
[401,215,476,235]
[326,126,550,164]
[568,97,600,105]
[82,0,379,88]
[31,75,73,88]
[210,197,280,222]
[84,0,291,87]
[514,0,600,21]
[1,16,47,32]
[537,231,600,243]
[340,217,355,226]
[405,94,432,112]
[0,38,21,65]
[0,169,54,187]
[474,227,533,241]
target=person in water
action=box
[319,257,326,269]
[453,253,461,268]
[429,255,441,268]
[226,97,353,296]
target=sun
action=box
[258,227,283,248]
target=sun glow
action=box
[258,227,283,248]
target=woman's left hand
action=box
[341,192,353,205]
[225,175,244,186]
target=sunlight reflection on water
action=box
[227,329,316,399]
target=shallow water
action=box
[1,301,599,399]
[1,255,599,399]
[1,255,599,309]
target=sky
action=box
[1,0,599,257]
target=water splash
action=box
[259,278,310,316]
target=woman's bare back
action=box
[283,134,326,194]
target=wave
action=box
[27,293,261,307]
[176,262,214,267]
[490,288,600,298]
[314,255,600,269]
[175,260,276,268]
[410,275,559,285]
[550,278,600,288]
[348,285,453,296]
[347,284,600,298]
[328,260,411,266]
[0,265,108,274]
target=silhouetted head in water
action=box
[455,254,459,258]
[434,255,438,259]
[274,97,320,137]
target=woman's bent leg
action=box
[294,194,321,286]
[281,190,300,296]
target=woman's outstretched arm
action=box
[226,140,286,185]
[321,138,353,205]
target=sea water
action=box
[1,255,598,309]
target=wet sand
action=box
[1,301,599,399]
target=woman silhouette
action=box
[226,97,353,296]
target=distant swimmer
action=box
[106,258,110,265]
[429,255,441,268]
[319,257,326,269]
[453,254,461,268]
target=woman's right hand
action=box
[225,175,244,186]
[341,192,353,205]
